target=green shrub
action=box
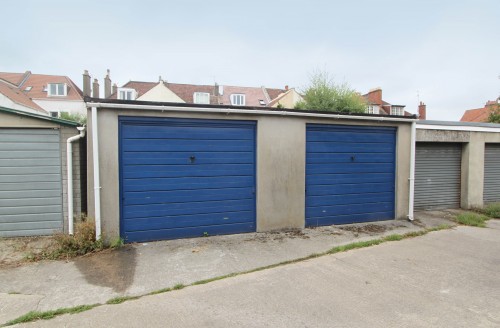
[454,212,489,227]
[482,203,500,218]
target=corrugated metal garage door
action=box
[305,124,396,227]
[484,143,500,203]
[119,117,256,243]
[0,129,63,237]
[415,143,461,210]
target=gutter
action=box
[67,126,86,235]
[86,102,418,123]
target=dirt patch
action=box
[244,229,311,243]
[0,236,56,269]
[339,224,388,235]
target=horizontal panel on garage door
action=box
[484,144,500,203]
[415,143,461,210]
[0,129,62,237]
[306,124,396,227]
[119,117,256,243]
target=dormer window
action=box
[118,88,136,100]
[391,106,404,116]
[48,83,67,96]
[230,94,245,106]
[193,92,210,104]
[367,105,380,115]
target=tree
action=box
[294,71,366,113]
[59,112,87,125]
[488,103,500,123]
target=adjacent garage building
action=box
[416,121,500,210]
[0,106,84,237]
[86,99,414,243]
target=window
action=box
[230,94,245,106]
[367,105,380,115]
[47,83,67,96]
[259,99,266,106]
[118,88,136,100]
[193,92,210,104]
[50,111,58,117]
[391,106,404,116]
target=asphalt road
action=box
[17,220,500,327]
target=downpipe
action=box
[408,121,416,221]
[67,126,86,235]
[91,106,102,239]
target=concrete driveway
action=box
[14,219,500,327]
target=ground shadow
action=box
[74,246,137,293]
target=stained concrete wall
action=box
[87,106,413,239]
[416,128,500,209]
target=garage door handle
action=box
[351,155,356,161]
[189,156,196,163]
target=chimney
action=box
[112,83,117,96]
[285,85,289,91]
[367,87,382,105]
[418,101,427,120]
[92,78,100,98]
[83,70,91,97]
[104,69,111,98]
[214,83,219,96]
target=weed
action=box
[4,304,98,326]
[106,295,139,305]
[109,237,124,249]
[482,202,500,218]
[25,219,106,261]
[203,232,209,237]
[173,283,185,290]
[329,239,383,254]
[454,212,489,227]
[148,287,172,295]
[384,234,404,241]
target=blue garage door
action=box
[306,124,396,227]
[119,117,256,243]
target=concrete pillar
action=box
[256,117,305,231]
[461,133,485,208]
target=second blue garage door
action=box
[119,117,256,243]
[306,124,396,227]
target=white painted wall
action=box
[137,83,185,103]
[33,99,86,116]
[0,94,49,115]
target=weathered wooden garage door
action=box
[484,143,500,203]
[415,143,461,210]
[305,124,396,227]
[0,129,63,237]
[119,117,256,243]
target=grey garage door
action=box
[484,143,500,203]
[0,129,63,237]
[415,143,462,210]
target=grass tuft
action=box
[454,212,489,227]
[148,287,172,295]
[482,203,500,218]
[4,304,98,326]
[384,234,404,241]
[173,283,185,290]
[106,295,139,305]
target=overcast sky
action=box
[2,0,499,120]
